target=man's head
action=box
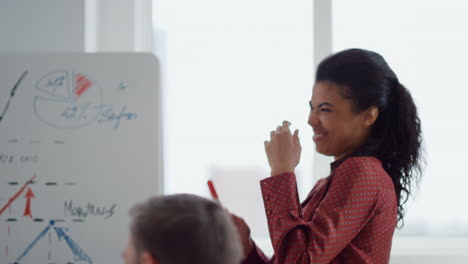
[122,194,242,264]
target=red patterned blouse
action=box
[243,156,397,264]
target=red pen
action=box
[207,180,219,200]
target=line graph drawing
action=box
[0,174,100,263]
[0,70,28,123]
[0,176,36,217]
[15,220,93,264]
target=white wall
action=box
[0,0,153,52]
[0,0,86,52]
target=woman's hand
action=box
[265,120,301,176]
[230,213,254,259]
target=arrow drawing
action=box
[54,226,93,263]
[22,187,35,218]
[15,220,93,264]
[0,175,36,216]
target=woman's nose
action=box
[308,111,318,127]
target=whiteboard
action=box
[0,53,162,264]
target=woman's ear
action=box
[362,106,379,127]
[140,251,158,264]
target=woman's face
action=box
[308,81,375,160]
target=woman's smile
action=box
[312,128,327,142]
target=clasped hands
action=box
[264,120,302,176]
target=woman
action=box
[232,49,423,264]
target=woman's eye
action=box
[321,108,331,112]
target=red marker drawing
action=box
[23,187,35,218]
[75,74,92,98]
[0,175,36,216]
[207,180,219,200]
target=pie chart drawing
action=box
[33,70,103,129]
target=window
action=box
[153,0,314,241]
[152,0,468,257]
[333,0,468,237]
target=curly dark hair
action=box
[316,49,424,227]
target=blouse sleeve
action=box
[260,157,381,264]
[242,241,271,264]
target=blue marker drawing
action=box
[33,96,101,129]
[35,70,71,100]
[15,225,51,263]
[15,220,93,264]
[54,226,93,263]
[34,70,103,129]
[96,104,138,129]
[33,70,138,129]
[48,231,52,261]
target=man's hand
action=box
[230,213,254,259]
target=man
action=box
[122,194,243,264]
